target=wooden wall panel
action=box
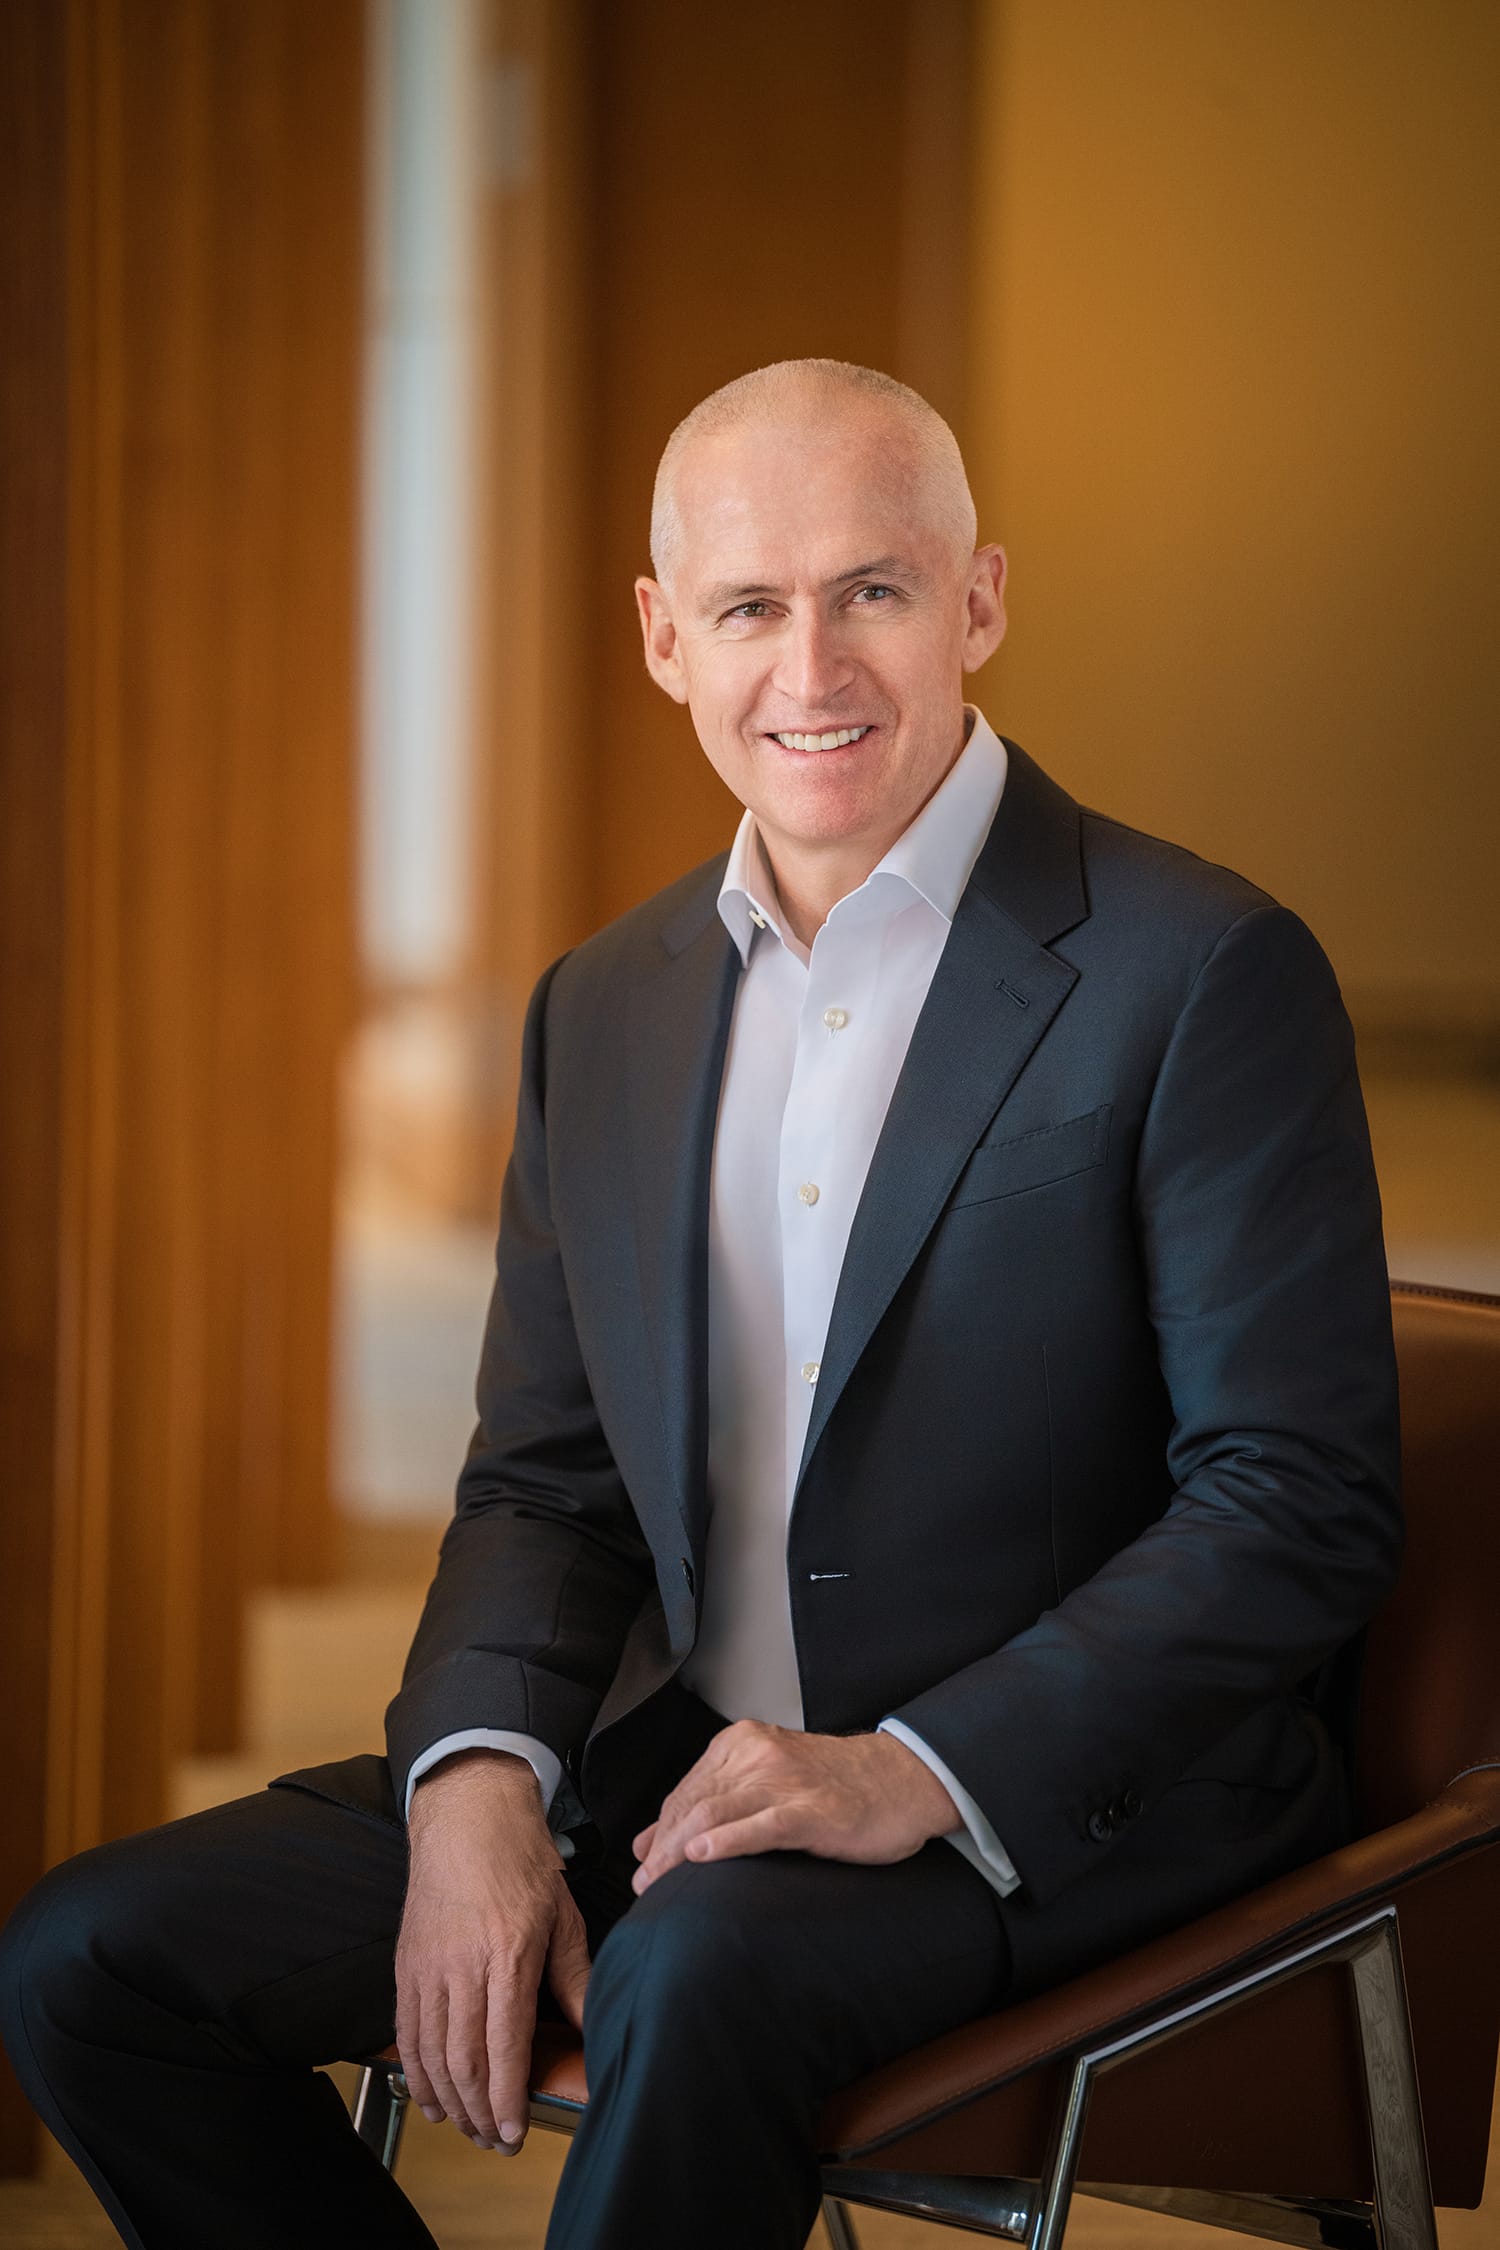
[0,0,70,2181]
[95,0,359,1767]
[268,4,363,1593]
[1,0,363,2168]
[97,0,221,1831]
[191,0,292,1744]
[183,0,364,1746]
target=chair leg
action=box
[1028,2046,1091,2250]
[821,2195,863,2250]
[1348,1916,1439,2250]
[352,2060,411,2172]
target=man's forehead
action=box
[674,441,935,584]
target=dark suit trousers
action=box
[0,1773,1011,2250]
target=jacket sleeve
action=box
[384,955,656,1812]
[886,902,1404,1906]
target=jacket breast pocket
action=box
[946,1102,1112,1211]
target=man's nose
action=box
[774,610,854,711]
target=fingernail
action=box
[420,2105,443,2124]
[499,2120,524,2147]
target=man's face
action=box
[636,406,1006,876]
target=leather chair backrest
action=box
[1355,1283,1500,1835]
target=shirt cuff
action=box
[403,1729,567,1844]
[877,1717,1021,1899]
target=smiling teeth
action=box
[773,726,870,752]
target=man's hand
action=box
[630,1722,960,1894]
[395,1749,589,2154]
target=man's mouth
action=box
[767,725,874,754]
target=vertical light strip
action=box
[360,0,477,989]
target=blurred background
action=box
[3,1,1497,2240]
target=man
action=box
[0,361,1401,2250]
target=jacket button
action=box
[1086,1810,1113,1843]
[681,1557,695,1595]
[1121,1787,1143,1820]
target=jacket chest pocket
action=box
[946,1102,1112,1211]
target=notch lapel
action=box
[797,741,1091,1485]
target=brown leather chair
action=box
[352,1279,1500,2249]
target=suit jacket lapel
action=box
[619,741,1091,1546]
[797,741,1091,1485]
[625,879,740,1555]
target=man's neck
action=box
[763,841,895,952]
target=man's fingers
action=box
[646,1725,749,1834]
[646,1723,791,1848]
[438,1976,502,2144]
[632,1795,720,1890]
[646,1772,710,1845]
[631,1819,658,1860]
[413,1984,480,2139]
[633,1789,786,1891]
[681,1807,795,1863]
[484,1958,540,2153]
[395,1987,443,2124]
[546,1887,592,2033]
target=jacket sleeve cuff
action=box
[403,1729,568,1850]
[878,1717,1022,1899]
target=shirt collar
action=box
[716,706,1009,965]
[716,816,788,963]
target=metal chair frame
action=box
[350,1896,1437,2250]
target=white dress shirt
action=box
[409,708,1020,1899]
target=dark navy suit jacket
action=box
[325,740,1402,1996]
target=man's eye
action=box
[728,600,771,620]
[852,583,896,603]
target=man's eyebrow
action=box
[830,556,920,586]
[697,557,922,615]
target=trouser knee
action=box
[0,1851,114,2078]
[0,1832,210,2082]
[584,1859,810,2073]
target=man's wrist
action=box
[870,1730,961,1839]
[408,1747,546,1829]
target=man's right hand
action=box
[395,1748,590,2154]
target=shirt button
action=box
[800,1361,820,1385]
[797,1182,820,1206]
[822,1006,848,1032]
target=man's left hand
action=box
[631,1721,960,1893]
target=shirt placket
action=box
[778,912,879,1510]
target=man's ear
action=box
[961,545,1007,674]
[636,577,689,704]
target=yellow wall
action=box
[965,0,1500,1023]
